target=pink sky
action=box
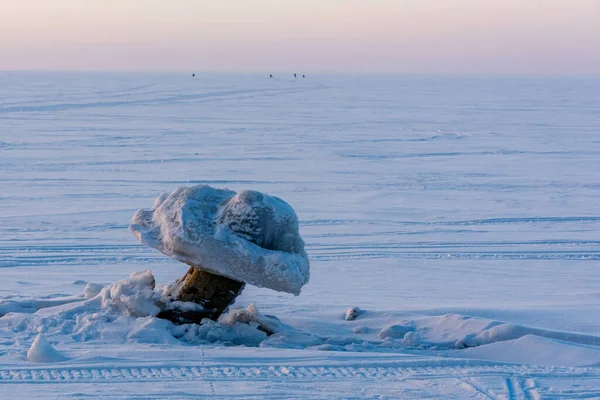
[1,0,599,74]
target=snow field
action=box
[1,72,600,398]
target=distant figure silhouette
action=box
[192,73,195,77]
[294,73,297,78]
[302,74,305,78]
[270,74,273,78]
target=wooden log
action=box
[157,265,245,324]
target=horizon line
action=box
[1,69,599,78]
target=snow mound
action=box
[378,324,414,340]
[27,334,67,363]
[93,270,160,317]
[378,314,600,350]
[460,334,600,367]
[352,325,369,334]
[129,185,310,295]
[84,282,103,299]
[128,317,180,345]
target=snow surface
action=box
[130,185,310,294]
[1,72,600,398]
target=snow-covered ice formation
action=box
[129,185,310,295]
[95,270,161,317]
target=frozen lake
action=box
[1,72,600,398]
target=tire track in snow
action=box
[0,364,597,384]
[0,86,323,114]
[2,244,599,269]
[505,376,527,400]
[312,251,600,261]
[523,378,541,400]
[5,251,600,269]
[459,377,497,399]
[303,216,600,227]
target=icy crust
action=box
[129,185,310,295]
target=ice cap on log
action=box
[129,185,310,295]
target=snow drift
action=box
[4,270,600,368]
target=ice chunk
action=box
[221,303,289,334]
[84,282,103,299]
[177,318,268,347]
[216,190,305,254]
[27,334,67,363]
[344,306,363,321]
[129,185,310,295]
[95,270,160,317]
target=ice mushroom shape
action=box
[129,185,310,295]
